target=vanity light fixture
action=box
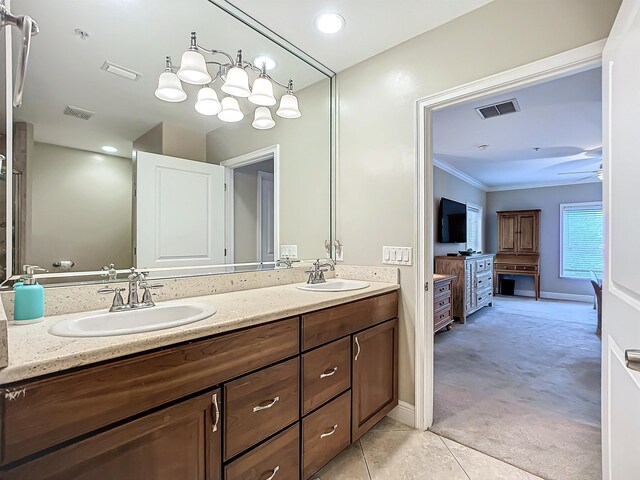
[314,13,345,34]
[101,145,118,153]
[156,32,301,129]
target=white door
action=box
[602,1,640,478]
[257,171,275,262]
[136,152,225,271]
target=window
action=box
[466,203,483,252]
[560,202,603,279]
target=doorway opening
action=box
[415,41,605,480]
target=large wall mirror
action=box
[1,0,333,285]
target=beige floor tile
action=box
[441,437,544,480]
[370,416,414,432]
[311,442,371,480]
[360,430,468,480]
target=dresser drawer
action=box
[476,273,492,290]
[302,390,351,479]
[433,294,451,311]
[302,337,351,415]
[1,317,299,465]
[302,291,398,350]
[476,290,492,306]
[224,358,299,460]
[476,258,486,271]
[225,424,299,480]
[434,307,452,329]
[433,281,451,298]
[514,264,538,272]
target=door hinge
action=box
[224,183,227,192]
[425,282,429,292]
[224,248,227,256]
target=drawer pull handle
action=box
[320,424,338,439]
[320,367,338,379]
[439,301,445,307]
[253,396,280,413]
[211,393,220,432]
[263,465,280,480]
[355,336,361,361]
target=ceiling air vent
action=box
[63,105,94,120]
[475,99,520,119]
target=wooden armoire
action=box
[494,209,541,299]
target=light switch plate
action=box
[382,246,413,266]
[280,245,298,259]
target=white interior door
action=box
[258,171,275,262]
[602,1,640,478]
[136,152,225,271]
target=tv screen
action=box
[439,198,467,243]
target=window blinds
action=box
[466,205,482,251]
[561,202,603,279]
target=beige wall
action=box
[28,143,133,272]
[233,159,274,263]
[433,166,487,257]
[133,122,206,162]
[336,0,620,405]
[486,182,602,297]
[207,79,331,261]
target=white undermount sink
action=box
[296,279,370,292]
[49,303,217,338]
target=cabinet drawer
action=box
[1,318,299,465]
[434,282,451,298]
[515,265,537,272]
[302,391,351,479]
[224,358,299,460]
[476,258,486,271]
[476,291,492,306]
[434,294,451,311]
[302,291,398,350]
[476,274,492,289]
[434,307,451,328]
[302,337,351,415]
[224,424,299,480]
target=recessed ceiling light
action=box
[314,13,345,34]
[101,145,118,153]
[253,55,277,71]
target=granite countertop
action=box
[0,281,399,385]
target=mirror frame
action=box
[1,0,337,288]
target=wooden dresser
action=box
[435,254,494,323]
[433,274,456,333]
[494,209,541,300]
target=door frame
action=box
[220,145,280,265]
[414,39,606,430]
[257,170,275,262]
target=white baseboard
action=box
[387,400,415,428]
[511,289,594,303]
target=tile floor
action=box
[313,417,544,480]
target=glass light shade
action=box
[248,77,276,106]
[221,66,251,97]
[217,96,244,123]
[597,170,603,181]
[155,71,187,102]
[252,107,275,130]
[195,87,222,116]
[276,93,301,118]
[177,50,212,85]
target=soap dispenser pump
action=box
[14,265,47,324]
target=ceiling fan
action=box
[557,163,603,181]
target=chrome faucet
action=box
[98,268,163,312]
[305,259,335,284]
[276,257,301,269]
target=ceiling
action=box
[10,0,327,157]
[433,67,603,190]
[225,0,496,72]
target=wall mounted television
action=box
[438,197,467,243]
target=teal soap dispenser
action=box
[14,265,47,324]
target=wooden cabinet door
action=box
[352,319,399,442]
[1,390,222,480]
[517,213,539,254]
[498,213,518,253]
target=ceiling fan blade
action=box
[558,170,599,175]
[574,174,597,182]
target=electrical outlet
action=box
[382,246,413,265]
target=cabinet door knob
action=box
[320,366,338,379]
[320,424,338,439]
[253,396,280,413]
[211,393,220,432]
[355,337,361,361]
[263,465,280,480]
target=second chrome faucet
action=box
[99,267,163,312]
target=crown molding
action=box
[433,158,490,192]
[487,177,601,192]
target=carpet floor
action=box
[431,295,601,480]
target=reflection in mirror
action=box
[3,0,332,284]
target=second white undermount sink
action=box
[49,303,217,338]
[296,279,370,292]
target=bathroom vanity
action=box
[0,286,398,480]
